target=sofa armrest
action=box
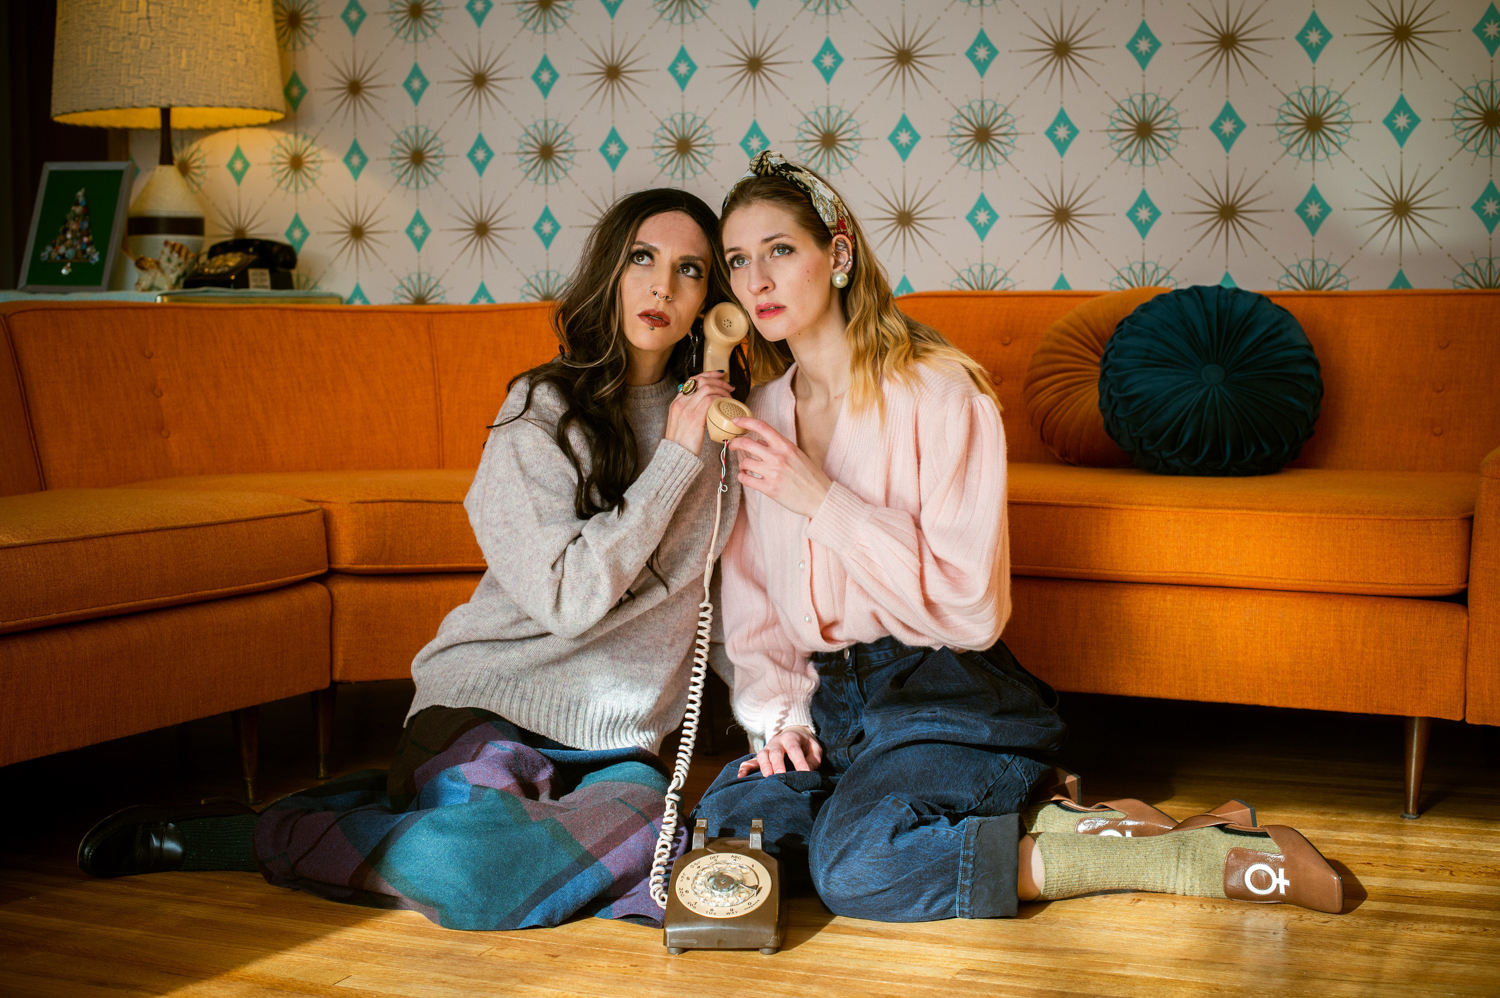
[1468,444,1500,725]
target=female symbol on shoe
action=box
[1244,862,1290,896]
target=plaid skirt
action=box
[253,707,674,931]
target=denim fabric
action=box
[692,637,1065,922]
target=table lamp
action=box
[49,0,284,284]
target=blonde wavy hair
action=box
[721,170,1000,416]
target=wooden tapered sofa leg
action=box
[315,683,337,779]
[233,705,260,805]
[1402,716,1432,819]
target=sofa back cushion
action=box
[428,303,559,469]
[901,289,1500,473]
[0,302,557,488]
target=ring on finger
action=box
[678,378,698,397]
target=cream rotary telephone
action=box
[648,301,786,956]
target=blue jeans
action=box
[692,636,1066,922]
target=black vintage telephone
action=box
[182,238,297,290]
[648,301,785,955]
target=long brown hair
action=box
[502,188,732,519]
[722,172,1000,415]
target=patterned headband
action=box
[724,150,851,237]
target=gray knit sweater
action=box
[407,376,739,753]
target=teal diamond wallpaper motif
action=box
[283,71,307,112]
[225,145,250,186]
[1211,101,1246,153]
[343,139,367,180]
[467,134,494,176]
[888,114,920,162]
[1127,21,1160,71]
[740,121,770,160]
[599,127,628,171]
[1473,180,1500,234]
[285,212,309,253]
[1384,95,1421,148]
[128,0,1500,302]
[1127,190,1160,239]
[1295,10,1331,62]
[967,29,997,77]
[668,46,697,91]
[533,206,560,249]
[967,193,998,240]
[1474,3,1500,56]
[340,0,364,35]
[402,63,428,105]
[466,0,493,28]
[1046,108,1078,157]
[405,209,431,251]
[812,37,842,84]
[532,55,559,99]
[1298,185,1332,237]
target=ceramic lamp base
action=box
[125,164,204,290]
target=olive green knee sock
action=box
[176,815,259,872]
[1034,826,1282,900]
[1022,800,1127,835]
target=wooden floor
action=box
[1,681,1496,998]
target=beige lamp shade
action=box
[51,0,285,129]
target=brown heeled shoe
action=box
[1171,814,1343,914]
[1173,799,1256,829]
[1034,766,1081,804]
[1039,796,1177,836]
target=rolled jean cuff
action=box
[956,813,1021,919]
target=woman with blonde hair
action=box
[693,151,1343,921]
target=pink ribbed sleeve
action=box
[721,495,820,741]
[721,362,1011,743]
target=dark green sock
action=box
[175,815,259,872]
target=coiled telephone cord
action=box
[648,440,731,909]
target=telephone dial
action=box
[648,300,785,955]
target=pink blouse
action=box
[721,360,1011,741]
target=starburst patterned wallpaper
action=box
[129,0,1500,302]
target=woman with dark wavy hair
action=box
[78,188,746,931]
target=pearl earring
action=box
[832,272,849,289]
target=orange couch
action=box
[1,292,1495,815]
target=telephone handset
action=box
[700,301,754,444]
[648,301,785,956]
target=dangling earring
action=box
[832,272,849,289]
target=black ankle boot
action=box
[78,800,256,878]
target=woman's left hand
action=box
[727,417,832,519]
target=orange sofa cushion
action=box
[0,488,327,634]
[1009,465,1476,597]
[0,582,330,767]
[122,470,482,572]
[0,301,559,489]
[1003,577,1467,719]
[324,573,482,682]
[1023,287,1164,467]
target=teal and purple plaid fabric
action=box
[253,719,675,930]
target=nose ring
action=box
[652,288,674,302]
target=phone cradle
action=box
[664,819,784,955]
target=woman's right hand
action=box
[738,725,823,778]
[663,370,732,453]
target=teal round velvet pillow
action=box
[1097,285,1322,476]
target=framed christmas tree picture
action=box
[19,162,135,292]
